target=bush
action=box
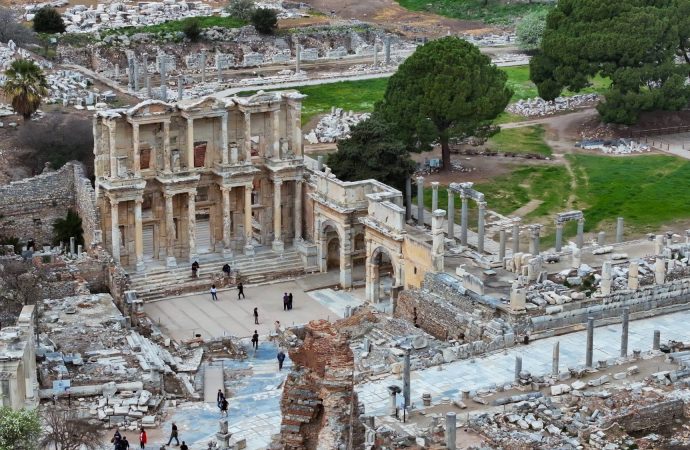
[515,9,547,52]
[226,0,256,21]
[251,8,278,35]
[32,6,65,34]
[0,7,36,45]
[182,18,201,41]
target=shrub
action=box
[226,0,256,21]
[251,8,278,35]
[182,18,201,41]
[32,6,66,34]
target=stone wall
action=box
[274,320,364,450]
[603,399,684,432]
[72,164,100,248]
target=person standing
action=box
[166,423,179,446]
[253,307,259,325]
[277,349,286,370]
[221,397,229,417]
[139,428,147,449]
[222,263,231,276]
[288,292,293,310]
[237,282,245,299]
[216,389,224,409]
[191,261,199,278]
[180,443,189,450]
[251,330,259,350]
[210,284,218,301]
[121,437,130,449]
[112,429,122,449]
[283,292,288,311]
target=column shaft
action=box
[222,188,232,249]
[186,118,194,169]
[110,199,120,263]
[586,317,594,367]
[165,194,177,267]
[244,183,254,255]
[552,341,559,376]
[294,180,303,240]
[512,222,520,254]
[477,201,486,253]
[577,219,585,249]
[163,121,171,173]
[555,223,563,252]
[405,178,412,222]
[431,182,439,212]
[188,193,197,262]
[272,110,281,159]
[221,114,229,165]
[109,124,117,177]
[244,112,252,163]
[134,198,144,271]
[447,190,455,238]
[132,123,140,176]
[621,308,629,357]
[616,217,624,243]
[460,196,468,245]
[403,351,411,407]
[272,179,284,252]
[499,229,506,260]
[416,177,424,226]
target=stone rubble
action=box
[506,94,600,117]
[305,108,370,143]
[577,138,651,154]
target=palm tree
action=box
[2,59,49,120]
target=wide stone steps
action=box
[128,250,305,302]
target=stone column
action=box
[108,122,118,178]
[373,42,378,66]
[384,35,391,65]
[445,412,456,450]
[163,121,171,173]
[186,117,195,169]
[164,193,177,267]
[529,225,540,256]
[294,180,303,241]
[431,182,439,211]
[159,57,167,101]
[244,111,252,163]
[132,123,140,176]
[477,201,486,253]
[616,217,624,243]
[601,261,612,295]
[416,177,424,226]
[339,228,352,288]
[576,218,585,249]
[403,350,410,407]
[552,341,559,376]
[110,198,120,263]
[628,261,639,290]
[146,73,152,98]
[655,258,666,284]
[621,307,629,358]
[653,330,661,350]
[133,57,140,91]
[499,228,506,260]
[512,220,520,254]
[295,43,301,73]
[221,113,229,165]
[405,178,412,222]
[388,388,397,417]
[447,190,455,238]
[432,209,445,272]
[586,317,594,368]
[188,193,197,262]
[514,355,522,382]
[460,194,468,246]
[221,187,233,258]
[216,50,222,82]
[244,183,254,255]
[200,49,207,83]
[272,179,284,253]
[272,109,281,160]
[555,221,563,252]
[177,75,184,101]
[134,198,144,272]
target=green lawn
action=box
[105,16,246,36]
[503,65,611,102]
[396,0,552,24]
[487,125,552,156]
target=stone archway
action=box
[317,220,353,288]
[326,235,340,270]
[366,246,398,303]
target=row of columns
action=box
[555,217,625,253]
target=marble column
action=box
[530,226,540,256]
[133,57,139,91]
[555,222,563,252]
[405,178,412,222]
[200,49,207,83]
[445,412,456,450]
[514,355,522,382]
[460,194,468,246]
[416,177,424,226]
[165,193,177,268]
[132,123,140,176]
[177,75,184,101]
[216,50,222,82]
[616,217,624,243]
[403,350,410,407]
[586,317,594,368]
[159,57,167,101]
[221,187,233,258]
[621,307,629,358]
[289,101,303,157]
[339,228,352,288]
[512,220,520,254]
[244,183,254,255]
[294,180,303,241]
[499,228,506,260]
[431,182,439,211]
[134,198,144,272]
[653,330,661,350]
[447,190,455,238]
[163,121,171,173]
[108,123,117,178]
[272,179,284,252]
[576,218,585,249]
[384,36,391,65]
[244,111,252,163]
[186,117,195,169]
[110,198,120,263]
[477,201,486,253]
[188,193,197,262]
[552,341,559,376]
[272,110,281,160]
[221,113,229,165]
[295,43,301,73]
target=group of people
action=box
[208,282,245,301]
[216,389,229,416]
[282,292,294,311]
[111,424,188,449]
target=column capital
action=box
[431,181,440,189]
[135,197,143,205]
[415,176,424,183]
[477,201,487,208]
[245,182,254,190]
[164,192,174,200]
[109,197,119,207]
[274,178,283,186]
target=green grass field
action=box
[487,125,552,156]
[396,0,552,24]
[105,16,246,36]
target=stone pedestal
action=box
[216,419,232,449]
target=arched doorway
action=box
[368,246,396,303]
[320,222,342,273]
[327,236,340,270]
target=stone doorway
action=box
[327,237,340,270]
[196,215,212,254]
[142,225,156,261]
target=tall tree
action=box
[2,59,49,120]
[530,0,690,124]
[251,8,278,34]
[377,37,512,170]
[41,406,104,450]
[0,407,41,450]
[32,6,65,33]
[327,116,416,192]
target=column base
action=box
[222,248,234,259]
[340,267,352,288]
[136,260,146,273]
[243,244,255,256]
[166,256,177,268]
[272,240,284,253]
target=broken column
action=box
[384,35,391,65]
[616,217,624,243]
[445,412,456,450]
[655,257,666,284]
[200,49,207,83]
[373,42,378,65]
[555,220,564,252]
[447,189,455,238]
[127,53,134,89]
[597,231,606,246]
[405,177,412,221]
[69,236,75,256]
[216,419,231,449]
[295,42,301,73]
[512,219,520,254]
[514,355,522,382]
[586,317,594,368]
[600,261,612,295]
[529,225,540,256]
[552,341,559,376]
[576,217,585,249]
[572,247,581,269]
[460,193,468,246]
[177,75,184,101]
[477,201,486,253]
[499,227,506,260]
[432,209,445,272]
[403,350,410,408]
[628,260,639,290]
[160,57,167,101]
[133,57,140,91]
[655,235,664,255]
[388,386,398,417]
[416,177,424,226]
[431,182,439,211]
[510,281,526,312]
[216,50,223,82]
[653,330,661,350]
[621,307,629,358]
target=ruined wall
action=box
[276,320,364,450]
[72,164,100,248]
[603,399,684,432]
[0,164,77,244]
[402,236,434,289]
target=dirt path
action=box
[510,198,543,217]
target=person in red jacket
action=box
[139,428,147,449]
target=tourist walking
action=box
[277,349,286,370]
[220,397,229,417]
[191,261,199,278]
[251,330,259,350]
[288,292,293,310]
[237,282,245,299]
[210,284,218,301]
[283,292,289,311]
[253,307,259,324]
[111,429,122,449]
[139,428,147,449]
[166,423,179,446]
[121,437,130,449]
[216,389,224,409]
